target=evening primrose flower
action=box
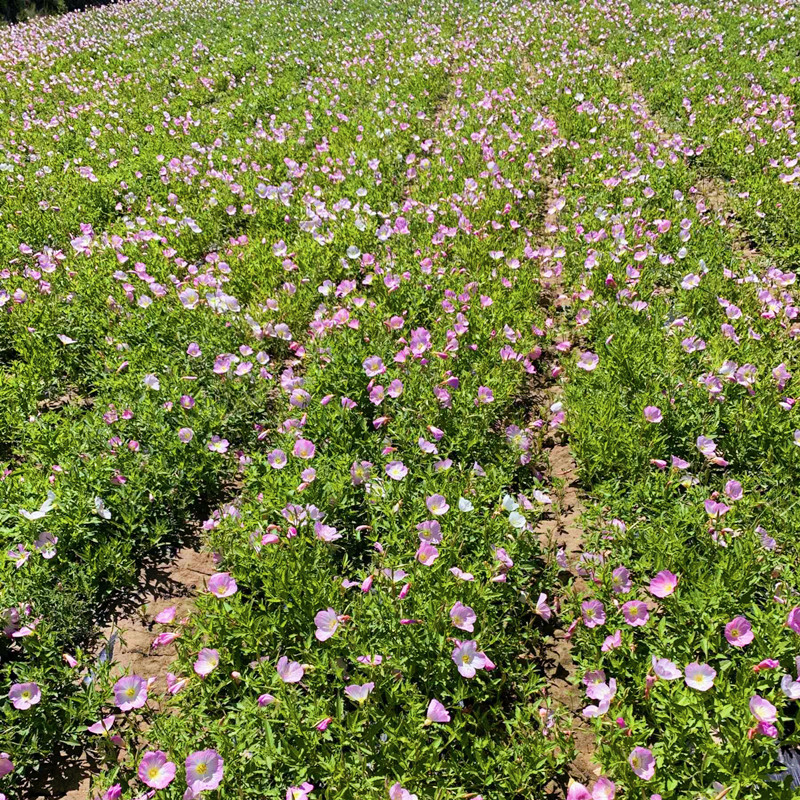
[286,782,314,800]
[293,439,316,459]
[451,640,487,678]
[87,715,116,735]
[581,600,606,628]
[276,656,304,683]
[450,602,476,632]
[611,566,631,593]
[577,351,599,371]
[385,461,408,480]
[425,699,450,723]
[724,616,754,647]
[628,746,655,780]
[749,695,777,724]
[207,572,237,598]
[643,406,662,423]
[684,662,716,691]
[194,648,220,677]
[314,608,340,641]
[177,427,194,443]
[649,570,678,598]
[113,675,147,711]
[344,682,374,703]
[185,749,224,792]
[426,494,449,516]
[652,657,682,680]
[268,449,288,469]
[138,750,176,789]
[622,601,649,627]
[9,682,40,710]
[415,543,439,565]
[787,607,800,634]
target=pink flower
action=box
[293,439,316,459]
[449,602,476,632]
[385,461,408,480]
[344,682,374,703]
[749,694,778,723]
[787,607,800,634]
[567,783,591,800]
[268,449,288,469]
[451,640,487,678]
[415,543,439,565]
[611,566,631,594]
[277,656,304,683]
[314,608,340,641]
[286,782,314,800]
[649,570,678,598]
[185,749,224,792]
[315,717,332,731]
[577,351,599,371]
[139,751,176,789]
[208,572,238,598]
[628,746,655,780]
[652,657,682,680]
[362,356,385,377]
[643,406,662,423]
[601,630,622,651]
[9,682,40,710]
[178,427,194,443]
[622,601,649,627]
[426,699,450,723]
[0,753,12,777]
[154,606,177,624]
[581,600,606,628]
[685,662,716,691]
[475,386,494,404]
[194,648,220,677]
[113,675,147,711]
[258,693,276,706]
[534,593,552,621]
[724,616,754,647]
[87,715,116,734]
[425,494,449,516]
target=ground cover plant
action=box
[0,0,798,798]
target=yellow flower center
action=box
[196,763,208,775]
[148,767,160,779]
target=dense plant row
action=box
[0,0,797,798]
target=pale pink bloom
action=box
[451,640,487,678]
[344,682,374,703]
[416,543,439,565]
[385,461,408,480]
[154,606,177,624]
[258,693,276,706]
[652,656,682,680]
[268,449,288,469]
[593,777,616,800]
[178,427,194,444]
[0,752,12,777]
[749,694,777,723]
[139,750,176,789]
[649,570,678,598]
[315,717,332,731]
[724,616,753,647]
[277,656,304,683]
[166,673,188,695]
[567,782,591,800]
[450,602,476,632]
[314,608,340,641]
[194,648,220,677]
[88,715,116,735]
[685,662,716,691]
[426,699,450,723]
[9,681,40,710]
[286,782,314,800]
[628,746,655,780]
[581,600,606,628]
[643,406,662,423]
[450,566,475,581]
[787,607,800,634]
[185,749,224,792]
[601,630,622,651]
[611,566,631,594]
[535,593,552,620]
[293,439,316,459]
[425,494,449,516]
[577,351,599,371]
[208,572,237,598]
[113,675,147,711]
[152,631,179,649]
[389,783,418,800]
[622,600,649,627]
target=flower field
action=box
[0,0,799,797]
